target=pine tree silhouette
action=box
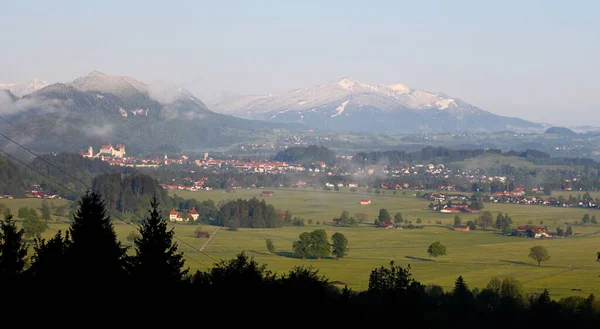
[131,197,188,285]
[0,213,28,285]
[68,192,127,289]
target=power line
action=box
[0,144,213,269]
[0,124,221,264]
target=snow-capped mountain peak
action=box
[386,82,410,93]
[208,76,542,133]
[0,78,49,97]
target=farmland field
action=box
[4,190,600,298]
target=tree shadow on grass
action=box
[499,260,534,266]
[275,251,296,258]
[405,255,435,262]
[247,250,271,256]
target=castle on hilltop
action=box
[80,143,126,159]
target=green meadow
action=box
[3,189,600,298]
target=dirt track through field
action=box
[200,226,221,252]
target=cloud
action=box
[147,82,188,104]
[0,91,69,116]
[82,123,114,138]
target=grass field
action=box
[168,188,600,297]
[3,191,600,298]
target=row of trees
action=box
[216,198,279,228]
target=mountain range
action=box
[0,78,49,97]
[210,77,544,133]
[0,72,290,154]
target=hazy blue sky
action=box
[1,0,598,125]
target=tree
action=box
[416,218,422,224]
[355,212,368,224]
[528,245,550,267]
[500,277,523,299]
[378,208,391,223]
[17,207,28,219]
[68,192,127,284]
[453,215,462,227]
[0,213,28,283]
[54,205,67,217]
[331,232,348,259]
[495,213,505,230]
[293,232,311,259]
[2,207,11,219]
[466,220,476,230]
[339,210,350,226]
[591,215,597,225]
[394,212,404,224]
[582,213,591,224]
[41,200,51,222]
[292,230,330,259]
[126,230,139,246]
[453,276,472,302]
[427,241,447,260]
[22,212,48,239]
[131,197,188,284]
[565,226,573,236]
[556,227,565,237]
[486,276,502,294]
[265,239,275,253]
[478,211,493,231]
[284,210,293,225]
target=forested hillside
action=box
[274,145,336,165]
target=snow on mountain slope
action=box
[209,77,543,133]
[0,78,49,97]
[210,77,460,117]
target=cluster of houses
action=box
[168,207,199,222]
[161,177,211,192]
[195,159,306,173]
[452,225,551,238]
[23,185,60,199]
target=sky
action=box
[1,0,598,126]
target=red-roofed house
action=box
[379,221,394,229]
[169,209,178,222]
[189,207,199,221]
[360,199,371,205]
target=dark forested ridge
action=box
[1,192,598,325]
[0,156,32,197]
[274,145,336,165]
[0,153,126,198]
[354,146,598,168]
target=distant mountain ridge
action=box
[210,77,543,133]
[0,72,294,154]
[0,77,49,97]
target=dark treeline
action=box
[354,146,598,168]
[0,156,33,197]
[91,173,171,214]
[216,198,279,228]
[1,192,599,325]
[0,153,128,199]
[273,145,336,165]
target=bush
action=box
[227,226,238,231]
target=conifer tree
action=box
[131,197,187,284]
[0,213,28,283]
[68,192,127,284]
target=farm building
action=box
[453,225,470,232]
[262,191,274,197]
[379,221,394,229]
[360,199,372,205]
